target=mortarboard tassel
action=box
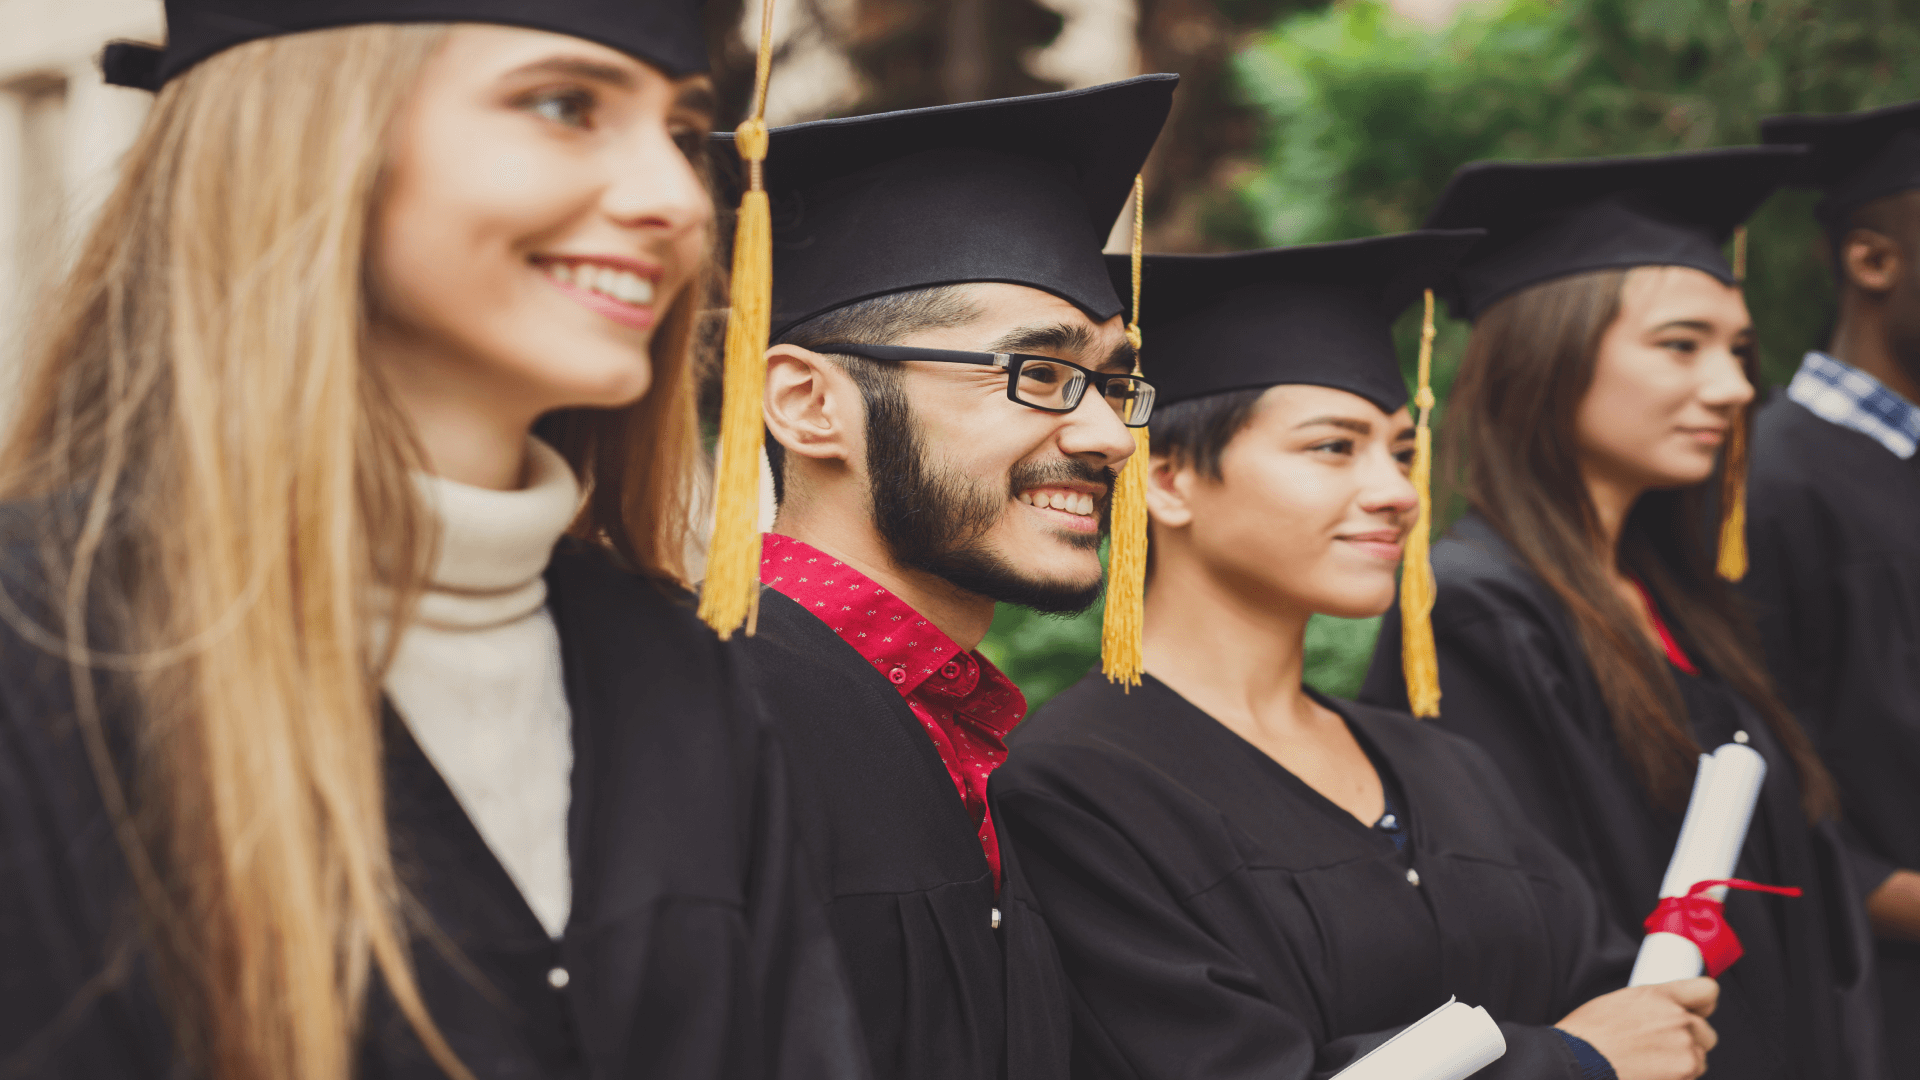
[1400,289,1442,717]
[1101,175,1150,688]
[1717,410,1750,581]
[700,0,779,639]
[1717,224,1750,582]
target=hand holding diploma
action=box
[1557,979,1718,1080]
[1629,740,1801,987]
[1329,998,1505,1080]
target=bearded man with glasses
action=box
[716,76,1174,1080]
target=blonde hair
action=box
[1,23,707,1080]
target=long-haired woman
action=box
[993,234,1721,1080]
[0,6,859,1080]
[1363,152,1882,1079]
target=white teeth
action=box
[545,261,655,307]
[1019,490,1095,516]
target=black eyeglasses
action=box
[815,343,1157,427]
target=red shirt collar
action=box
[759,533,1009,704]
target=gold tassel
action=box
[1717,409,1749,581]
[1101,175,1149,688]
[699,0,779,639]
[1716,223,1750,581]
[1400,289,1442,718]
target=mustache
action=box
[1007,458,1116,506]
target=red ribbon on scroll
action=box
[1642,879,1804,977]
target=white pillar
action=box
[61,56,149,255]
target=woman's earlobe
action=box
[1144,456,1195,528]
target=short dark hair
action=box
[1147,387,1268,480]
[765,286,980,502]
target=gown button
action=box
[547,966,570,990]
[991,907,1002,929]
[1406,868,1421,887]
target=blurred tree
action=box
[1225,0,1920,697]
[1134,0,1326,251]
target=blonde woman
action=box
[0,5,862,1080]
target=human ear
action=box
[764,345,859,466]
[1842,228,1903,295]
[1144,453,1197,529]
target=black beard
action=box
[863,385,1111,615]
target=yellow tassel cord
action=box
[1716,410,1749,581]
[1101,175,1149,688]
[699,0,779,639]
[1399,290,1442,717]
[1716,225,1750,582]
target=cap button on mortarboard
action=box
[100,41,163,90]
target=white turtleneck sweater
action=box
[386,437,581,938]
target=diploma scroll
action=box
[1331,997,1506,1080]
[1627,741,1767,987]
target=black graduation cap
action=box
[100,0,708,91]
[1117,231,1485,411]
[1762,100,1920,230]
[717,74,1178,340]
[1424,147,1805,320]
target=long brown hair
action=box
[0,24,707,1080]
[1442,269,1836,818]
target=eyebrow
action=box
[674,81,718,116]
[1294,416,1373,435]
[502,55,636,90]
[982,323,1137,373]
[985,323,1094,356]
[1648,319,1714,334]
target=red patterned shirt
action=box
[760,533,1026,887]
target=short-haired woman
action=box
[1363,151,1881,1079]
[993,233,1719,1080]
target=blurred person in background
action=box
[1750,100,1920,1075]
[0,4,863,1079]
[994,234,1719,1080]
[1364,150,1881,1080]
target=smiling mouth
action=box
[1017,488,1098,518]
[540,258,656,307]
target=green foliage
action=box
[1236,0,1920,386]
[977,601,1103,712]
[1301,612,1384,696]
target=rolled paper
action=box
[1628,740,1768,986]
[1332,997,1507,1080]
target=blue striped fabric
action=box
[1786,351,1920,460]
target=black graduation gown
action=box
[0,537,866,1080]
[1743,389,1920,1067]
[991,673,1635,1080]
[1362,513,1882,1080]
[733,587,1071,1080]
